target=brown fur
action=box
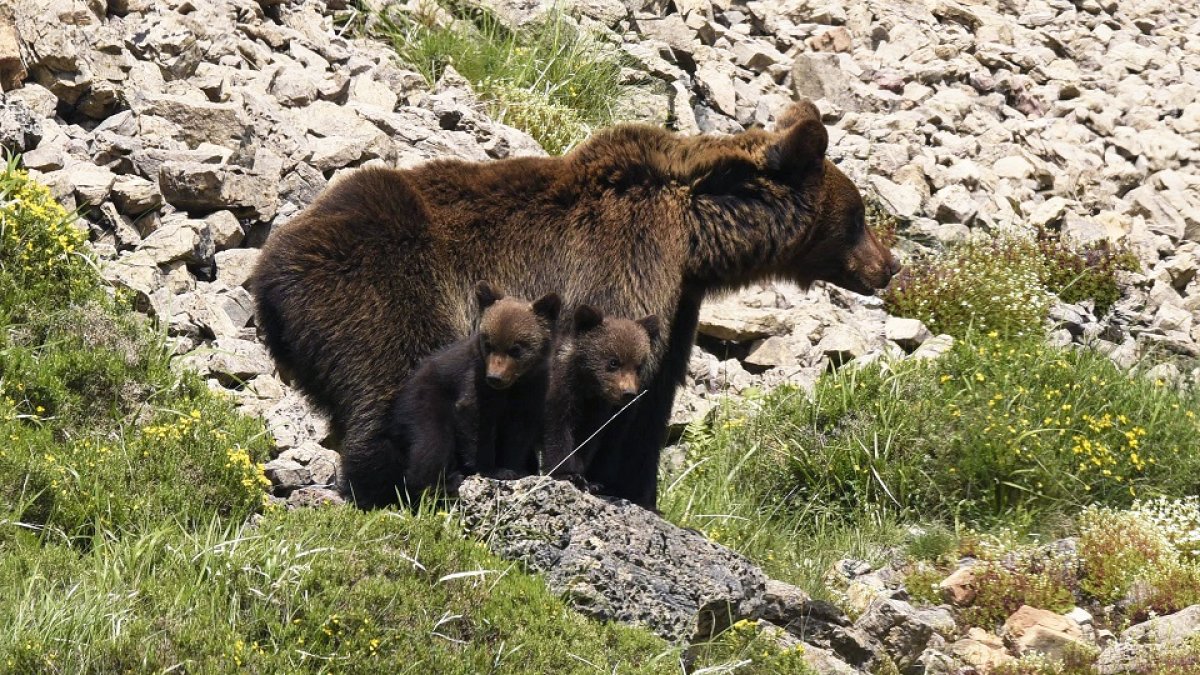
[387,283,559,503]
[250,98,899,508]
[542,306,659,491]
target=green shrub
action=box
[1077,507,1173,604]
[902,563,948,607]
[905,524,959,562]
[1126,559,1200,623]
[961,553,1078,628]
[883,229,1139,339]
[883,233,1051,339]
[0,508,682,672]
[1034,227,1139,316]
[371,2,625,154]
[991,644,1100,675]
[0,163,273,541]
[702,335,1200,525]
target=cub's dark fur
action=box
[543,305,659,493]
[388,282,559,501]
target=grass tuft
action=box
[370,2,626,154]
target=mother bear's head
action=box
[679,99,902,296]
[774,101,901,295]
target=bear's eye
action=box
[508,345,523,358]
[606,357,620,372]
[482,340,493,353]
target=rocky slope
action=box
[2,0,1200,670]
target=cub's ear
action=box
[532,292,561,322]
[573,305,604,334]
[475,281,504,309]
[637,315,661,344]
[768,99,828,173]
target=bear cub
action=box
[543,305,659,492]
[389,282,560,501]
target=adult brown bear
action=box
[251,99,900,509]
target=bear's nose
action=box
[620,390,638,404]
[486,374,506,389]
[888,256,903,277]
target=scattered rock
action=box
[885,317,932,352]
[938,565,977,606]
[1002,605,1089,660]
[698,302,790,342]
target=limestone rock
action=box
[938,565,977,606]
[459,475,769,644]
[158,162,278,220]
[854,597,937,670]
[910,334,955,361]
[1002,605,1089,660]
[264,390,330,452]
[137,218,213,267]
[0,99,41,153]
[111,174,163,215]
[698,303,790,342]
[175,337,273,387]
[817,325,869,365]
[885,317,932,352]
[792,53,855,109]
[214,248,261,289]
[0,18,26,91]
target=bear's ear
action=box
[637,315,661,344]
[475,281,504,310]
[573,304,604,334]
[532,292,561,322]
[767,99,828,174]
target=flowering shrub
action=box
[883,229,1138,339]
[0,157,92,307]
[1034,227,1139,315]
[883,232,1050,339]
[1077,504,1200,620]
[0,166,272,539]
[1132,496,1200,560]
[735,334,1200,523]
[1077,507,1173,604]
[960,553,1079,628]
[688,618,815,674]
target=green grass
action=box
[660,395,909,599]
[661,334,1200,597]
[1,507,689,672]
[368,1,627,154]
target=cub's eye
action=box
[508,345,523,358]
[482,340,492,352]
[606,358,620,372]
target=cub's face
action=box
[475,283,560,390]
[571,306,660,406]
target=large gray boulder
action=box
[458,475,769,644]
